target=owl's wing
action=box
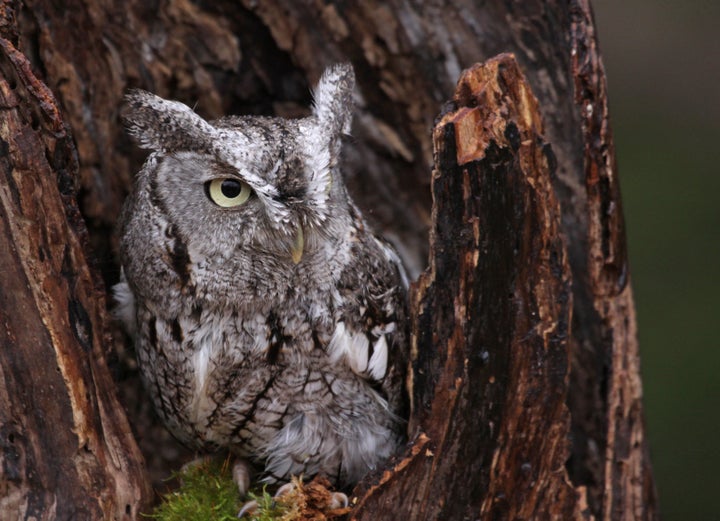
[329,235,409,416]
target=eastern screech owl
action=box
[114,64,408,489]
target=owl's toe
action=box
[232,459,252,497]
[274,481,296,498]
[236,499,258,518]
[236,483,293,519]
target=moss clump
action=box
[146,459,286,521]
[146,460,348,521]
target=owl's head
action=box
[121,64,356,268]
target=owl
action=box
[113,64,408,496]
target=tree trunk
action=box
[0,36,150,520]
[0,0,657,519]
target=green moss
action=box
[145,460,291,521]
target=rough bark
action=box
[0,36,150,520]
[351,54,583,520]
[0,0,657,519]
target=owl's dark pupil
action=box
[221,179,242,198]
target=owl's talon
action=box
[237,499,258,518]
[273,481,296,498]
[329,491,349,509]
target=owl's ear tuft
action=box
[121,90,215,154]
[312,63,355,136]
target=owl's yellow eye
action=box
[206,178,252,207]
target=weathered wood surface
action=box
[351,53,583,521]
[566,1,657,518]
[0,36,150,520]
[0,0,657,519]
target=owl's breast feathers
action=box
[117,227,408,485]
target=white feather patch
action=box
[347,332,369,374]
[193,340,211,395]
[327,322,371,374]
[326,321,347,362]
[190,344,213,422]
[188,313,228,424]
[368,335,388,381]
[112,271,137,338]
[326,321,390,379]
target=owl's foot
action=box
[275,483,348,510]
[236,481,293,518]
[236,477,350,518]
[237,500,257,518]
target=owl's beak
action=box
[290,224,304,264]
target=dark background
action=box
[594,1,719,519]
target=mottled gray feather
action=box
[115,63,408,487]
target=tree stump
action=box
[350,54,581,520]
[0,1,658,519]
